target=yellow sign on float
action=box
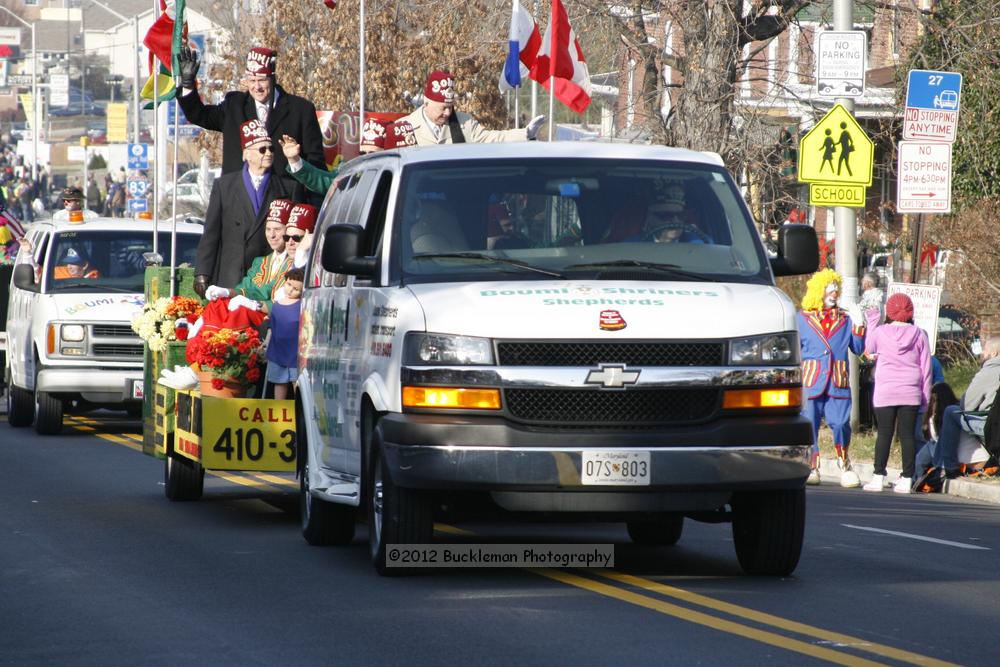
[200,396,297,471]
[797,104,874,186]
[809,182,866,208]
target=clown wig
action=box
[800,268,842,312]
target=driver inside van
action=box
[629,182,709,244]
[54,247,100,280]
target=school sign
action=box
[797,105,874,208]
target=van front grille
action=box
[496,341,725,367]
[93,344,144,358]
[504,387,720,426]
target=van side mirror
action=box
[13,264,39,292]
[321,224,377,277]
[770,224,819,277]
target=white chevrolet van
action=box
[4,217,201,434]
[295,143,818,575]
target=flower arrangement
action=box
[131,296,204,352]
[193,327,263,390]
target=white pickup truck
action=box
[4,216,201,434]
[295,142,818,575]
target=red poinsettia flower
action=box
[211,378,225,390]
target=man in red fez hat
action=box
[399,70,547,146]
[194,121,305,296]
[177,44,325,177]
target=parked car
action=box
[49,87,105,117]
[936,305,982,365]
[163,167,220,206]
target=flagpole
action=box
[546,1,554,141]
[531,0,538,118]
[359,0,365,132]
[513,0,520,129]
[548,76,554,141]
[151,0,159,258]
[170,93,180,296]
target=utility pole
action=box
[832,0,862,429]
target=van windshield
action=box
[394,158,768,285]
[44,231,200,293]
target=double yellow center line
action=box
[67,415,956,665]
[536,569,956,666]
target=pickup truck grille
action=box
[92,324,136,337]
[93,343,144,358]
[504,387,720,426]
[496,341,725,367]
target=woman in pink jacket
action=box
[863,293,932,493]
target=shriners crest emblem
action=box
[599,310,626,331]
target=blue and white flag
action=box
[499,1,542,92]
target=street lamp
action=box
[84,0,141,145]
[0,6,38,182]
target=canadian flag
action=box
[529,0,591,113]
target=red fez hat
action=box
[287,203,318,234]
[384,120,417,149]
[360,118,387,152]
[240,119,270,150]
[265,198,293,226]
[246,47,277,76]
[424,70,456,104]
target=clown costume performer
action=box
[796,269,866,486]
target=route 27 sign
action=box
[903,69,962,142]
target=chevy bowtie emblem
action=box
[585,364,640,389]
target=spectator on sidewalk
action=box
[863,293,932,493]
[919,337,1000,480]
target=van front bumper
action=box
[37,367,143,402]
[379,413,811,495]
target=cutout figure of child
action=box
[266,267,303,400]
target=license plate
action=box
[581,451,650,486]
[132,380,144,400]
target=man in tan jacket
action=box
[399,70,546,146]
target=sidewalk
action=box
[818,456,1000,504]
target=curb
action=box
[818,456,1000,505]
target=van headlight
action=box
[730,333,799,365]
[61,324,86,342]
[404,333,494,365]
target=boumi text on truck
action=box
[294,142,819,575]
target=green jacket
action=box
[286,159,338,195]
[234,252,292,312]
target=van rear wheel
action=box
[731,488,805,576]
[368,424,433,576]
[34,391,64,435]
[7,385,34,427]
[626,515,684,546]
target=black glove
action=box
[178,45,200,90]
[193,274,209,299]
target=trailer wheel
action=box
[7,385,34,427]
[34,391,64,435]
[164,450,204,501]
[626,515,684,546]
[731,488,805,576]
[368,424,433,576]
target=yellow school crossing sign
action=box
[798,104,873,207]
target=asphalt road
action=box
[1,412,998,666]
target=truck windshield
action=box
[45,231,200,293]
[395,158,768,284]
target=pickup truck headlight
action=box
[730,333,799,365]
[404,333,494,365]
[61,324,86,342]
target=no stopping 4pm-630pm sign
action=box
[897,141,952,214]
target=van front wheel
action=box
[731,488,805,576]
[34,391,64,435]
[368,425,433,576]
[7,385,34,427]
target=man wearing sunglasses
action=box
[195,119,305,296]
[177,46,325,177]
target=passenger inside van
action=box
[53,247,100,280]
[408,199,467,255]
